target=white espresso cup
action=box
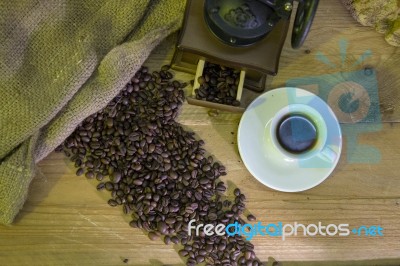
[268,104,337,163]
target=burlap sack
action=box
[0,0,186,225]
[341,0,400,46]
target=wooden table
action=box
[1,1,400,265]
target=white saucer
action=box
[237,87,342,192]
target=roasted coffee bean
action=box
[247,214,256,221]
[106,117,114,128]
[148,231,160,241]
[111,171,122,183]
[208,212,218,221]
[96,173,104,181]
[218,242,226,251]
[244,250,252,260]
[196,255,205,263]
[225,211,234,218]
[108,199,117,207]
[163,235,171,245]
[96,182,105,191]
[199,178,209,185]
[165,217,176,224]
[76,168,84,176]
[202,164,211,172]
[104,182,114,191]
[133,179,143,186]
[157,221,168,234]
[85,171,94,179]
[61,66,261,266]
[179,249,189,257]
[123,204,131,214]
[171,236,179,244]
[74,159,82,167]
[240,194,246,202]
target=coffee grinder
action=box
[171,0,319,112]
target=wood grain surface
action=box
[1,1,400,265]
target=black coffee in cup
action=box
[276,114,317,154]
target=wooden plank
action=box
[1,1,400,265]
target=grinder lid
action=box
[204,0,319,48]
[204,0,289,46]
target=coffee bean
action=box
[96,182,105,191]
[108,199,117,207]
[171,236,179,244]
[163,235,171,245]
[111,171,122,183]
[225,211,234,218]
[178,250,189,257]
[165,217,176,224]
[104,182,114,191]
[85,171,94,179]
[76,168,84,176]
[74,159,82,167]
[157,221,168,234]
[129,221,139,228]
[81,136,90,143]
[199,178,209,185]
[240,194,246,202]
[148,231,160,241]
[208,212,217,221]
[245,250,252,260]
[106,117,114,128]
[247,214,256,221]
[196,255,205,263]
[216,183,226,193]
[202,164,211,172]
[198,76,205,85]
[96,173,104,181]
[100,158,109,165]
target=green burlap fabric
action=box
[0,0,186,225]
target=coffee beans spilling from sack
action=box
[58,66,262,266]
[195,62,241,106]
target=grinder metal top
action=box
[204,0,292,47]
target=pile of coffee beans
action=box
[194,62,241,106]
[58,66,262,266]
